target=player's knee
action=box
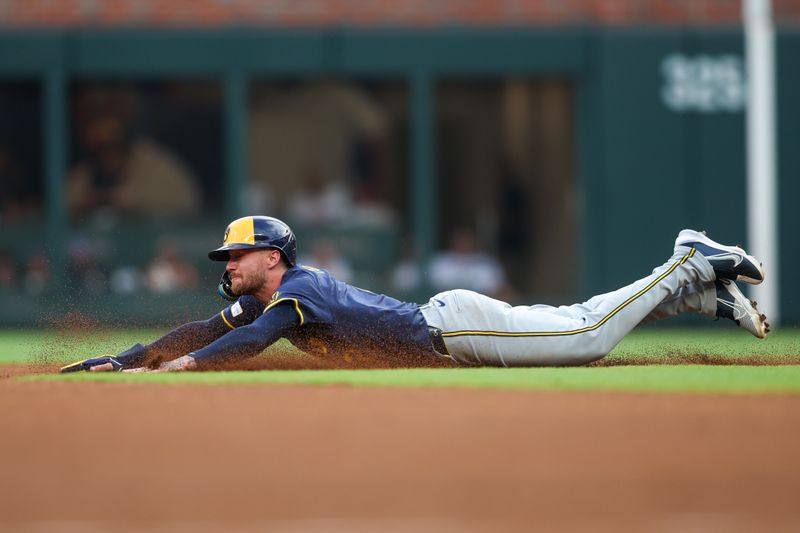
[569,334,614,364]
[560,349,607,366]
[574,350,608,365]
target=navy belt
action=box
[428,327,450,356]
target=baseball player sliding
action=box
[61,216,768,373]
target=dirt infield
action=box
[1,368,800,532]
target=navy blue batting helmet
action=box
[208,216,297,266]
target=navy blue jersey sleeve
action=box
[191,302,300,365]
[127,312,234,367]
[219,295,265,330]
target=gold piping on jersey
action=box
[442,249,696,339]
[263,297,305,326]
[220,310,236,330]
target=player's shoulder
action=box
[278,264,334,292]
[293,264,328,275]
[283,264,329,281]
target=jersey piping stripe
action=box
[263,297,305,326]
[442,248,696,339]
[220,311,236,330]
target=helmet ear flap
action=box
[217,270,237,301]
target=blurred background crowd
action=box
[0,78,571,304]
[1,0,799,325]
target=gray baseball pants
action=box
[419,246,716,367]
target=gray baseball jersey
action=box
[420,246,715,366]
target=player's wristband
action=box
[60,356,123,373]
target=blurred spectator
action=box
[249,81,394,224]
[286,168,352,225]
[145,240,199,293]
[23,253,50,296]
[67,87,201,219]
[67,236,108,294]
[429,227,510,298]
[243,181,276,215]
[0,249,17,290]
[110,266,143,294]
[389,240,422,295]
[285,166,395,228]
[298,239,354,283]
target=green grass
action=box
[5,327,800,394]
[25,364,800,394]
[599,327,800,365]
[2,327,799,365]
[0,328,167,365]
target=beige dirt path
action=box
[1,372,799,532]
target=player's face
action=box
[226,249,271,295]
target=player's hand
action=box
[60,356,123,373]
[153,354,197,372]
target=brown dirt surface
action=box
[1,370,799,532]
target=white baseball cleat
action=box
[715,278,769,339]
[675,229,765,285]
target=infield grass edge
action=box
[23,365,800,394]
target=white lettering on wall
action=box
[661,54,746,113]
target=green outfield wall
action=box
[0,27,797,324]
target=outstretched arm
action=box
[60,314,232,373]
[159,303,300,371]
[141,315,233,366]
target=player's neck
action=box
[252,265,288,304]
